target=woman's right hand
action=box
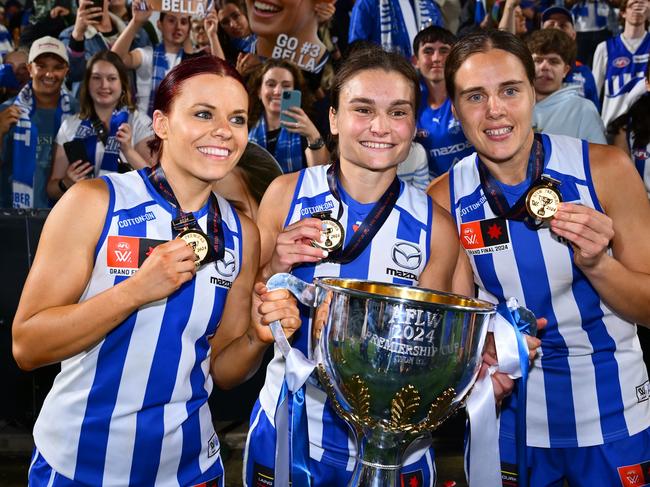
[268,218,330,275]
[204,9,219,37]
[127,239,197,305]
[65,160,94,186]
[72,0,103,39]
[131,0,152,24]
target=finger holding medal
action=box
[549,202,615,268]
[127,238,198,303]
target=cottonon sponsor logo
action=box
[460,195,487,216]
[118,211,156,228]
[300,200,334,216]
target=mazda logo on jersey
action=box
[216,249,236,277]
[392,242,422,270]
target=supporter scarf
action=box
[73,107,130,176]
[11,82,72,208]
[148,43,183,117]
[248,115,302,174]
[379,0,441,57]
[232,34,256,54]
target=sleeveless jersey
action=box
[32,169,243,486]
[602,33,650,127]
[258,164,433,468]
[416,87,473,178]
[448,133,650,448]
[628,130,650,199]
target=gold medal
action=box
[178,228,211,267]
[311,213,345,252]
[525,175,562,221]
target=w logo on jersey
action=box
[107,236,138,268]
[617,460,650,487]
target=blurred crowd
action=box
[0,0,648,210]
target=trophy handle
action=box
[266,273,322,357]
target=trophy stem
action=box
[347,430,406,487]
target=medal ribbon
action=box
[325,162,401,264]
[477,134,545,228]
[147,164,225,262]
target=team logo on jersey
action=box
[613,56,631,68]
[460,218,510,255]
[207,433,218,458]
[416,128,429,138]
[633,148,650,160]
[617,460,650,487]
[447,117,461,135]
[392,242,422,270]
[216,249,237,277]
[636,380,650,403]
[107,236,165,276]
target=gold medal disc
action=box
[178,229,211,267]
[525,181,562,221]
[312,218,345,252]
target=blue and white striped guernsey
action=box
[449,133,650,448]
[258,164,433,468]
[32,169,242,486]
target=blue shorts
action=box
[499,428,650,487]
[243,399,436,487]
[28,448,224,487]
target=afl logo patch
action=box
[633,148,649,160]
[613,56,630,68]
[391,242,422,270]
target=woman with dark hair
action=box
[13,55,299,486]
[47,51,153,201]
[429,28,650,486]
[242,44,492,487]
[611,62,650,197]
[215,0,257,68]
[247,58,329,173]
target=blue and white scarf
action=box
[12,82,72,208]
[380,0,443,57]
[73,107,130,176]
[148,43,183,117]
[248,116,303,174]
[232,34,256,54]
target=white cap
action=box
[28,36,69,64]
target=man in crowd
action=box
[592,0,650,129]
[541,5,600,110]
[0,37,78,208]
[112,5,190,117]
[528,29,606,143]
[413,25,473,177]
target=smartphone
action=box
[90,0,104,8]
[280,89,302,124]
[63,140,90,165]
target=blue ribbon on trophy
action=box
[465,296,535,487]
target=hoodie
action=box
[532,85,607,144]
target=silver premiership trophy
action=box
[267,274,496,487]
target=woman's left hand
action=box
[314,2,336,23]
[116,122,133,153]
[280,107,320,142]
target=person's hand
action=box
[314,1,336,23]
[64,159,94,186]
[50,5,70,17]
[128,239,197,304]
[280,107,321,142]
[269,218,329,275]
[72,0,102,39]
[252,282,301,344]
[131,0,152,25]
[115,122,133,153]
[549,202,615,269]
[204,9,218,37]
[0,105,21,136]
[235,52,261,75]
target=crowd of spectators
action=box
[0,0,647,209]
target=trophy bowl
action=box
[311,278,495,487]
